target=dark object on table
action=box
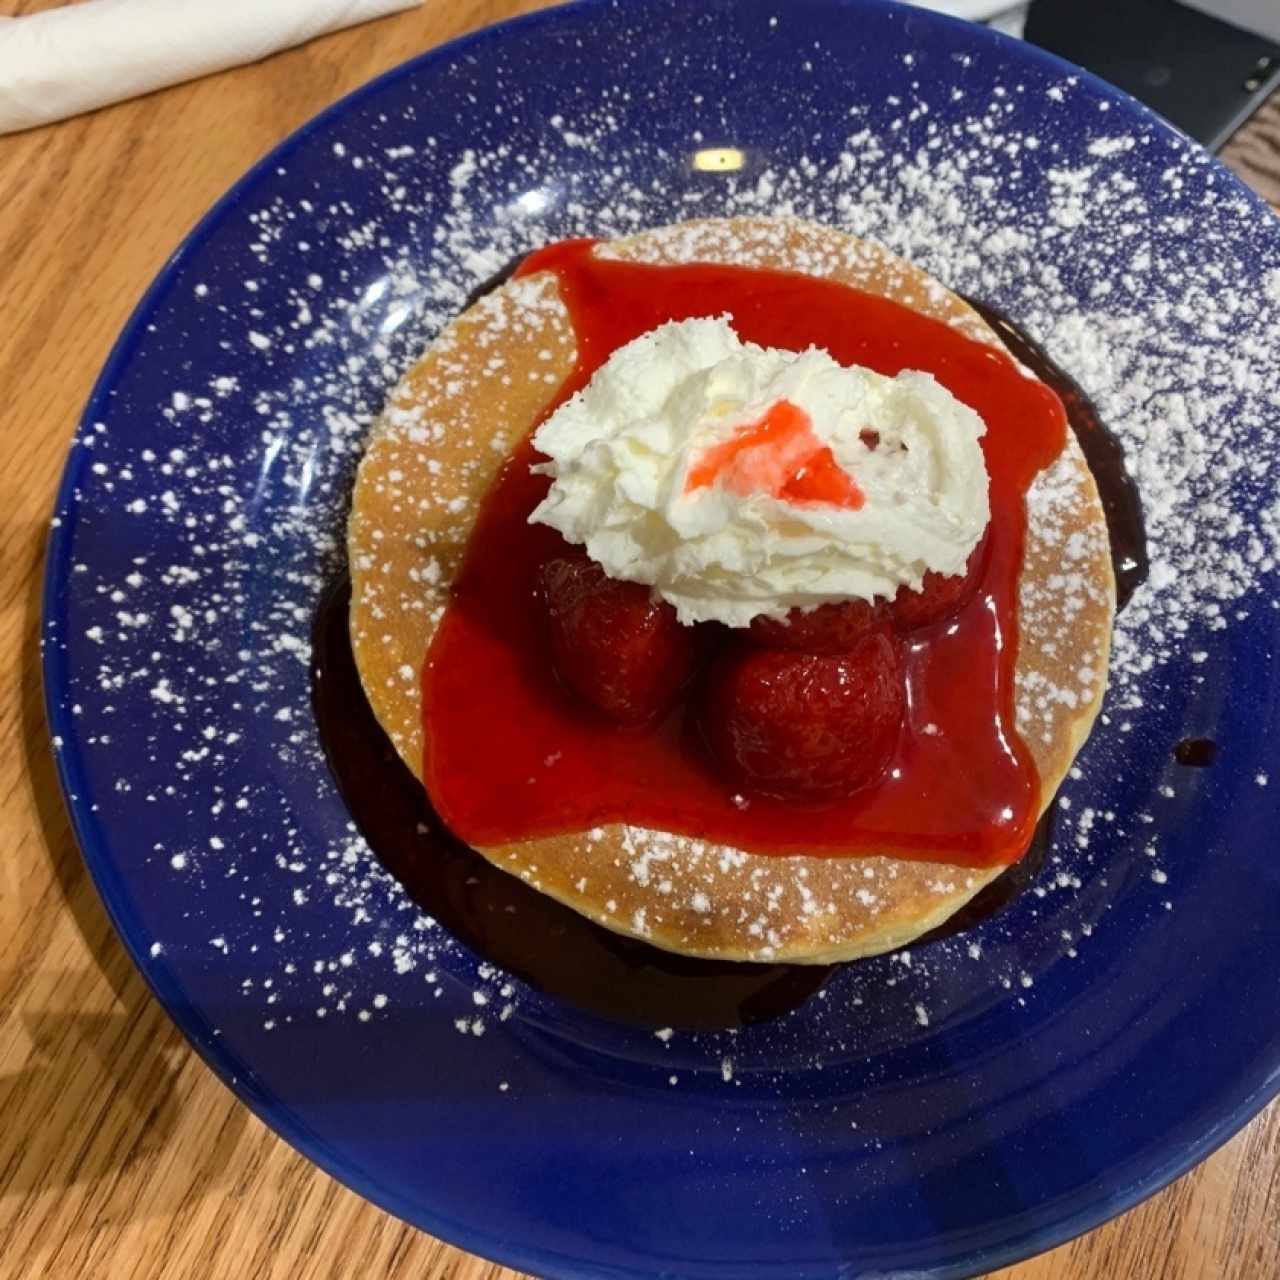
[1025,0,1280,148]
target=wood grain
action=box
[0,5,1276,1277]
[1222,89,1280,207]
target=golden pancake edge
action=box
[346,216,1116,964]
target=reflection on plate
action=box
[42,1,1280,1276]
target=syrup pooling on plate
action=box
[312,579,832,1030]
[421,242,1068,868]
[314,576,1059,1026]
[963,296,1149,610]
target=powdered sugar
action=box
[42,15,1280,1100]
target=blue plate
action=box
[43,1,1280,1276]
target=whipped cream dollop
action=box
[528,316,991,626]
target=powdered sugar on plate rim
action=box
[38,1,1280,1274]
[43,0,1280,1082]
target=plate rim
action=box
[39,1,1280,1276]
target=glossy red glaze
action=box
[749,598,885,654]
[537,551,699,724]
[420,241,1067,867]
[699,628,906,802]
[685,398,865,509]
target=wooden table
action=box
[1,3,1277,1277]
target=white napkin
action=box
[0,0,421,136]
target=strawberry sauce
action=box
[685,398,865,508]
[421,241,1067,869]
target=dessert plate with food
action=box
[43,0,1280,1276]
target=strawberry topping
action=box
[536,552,700,725]
[891,537,988,633]
[749,599,885,654]
[698,627,905,802]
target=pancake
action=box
[346,216,1115,964]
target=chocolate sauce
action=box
[311,284,1144,1030]
[964,296,1149,610]
[1175,737,1218,767]
[916,806,1055,947]
[312,579,832,1030]
[460,253,526,313]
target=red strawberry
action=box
[700,627,904,801]
[891,538,987,633]
[536,552,699,724]
[749,599,884,654]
